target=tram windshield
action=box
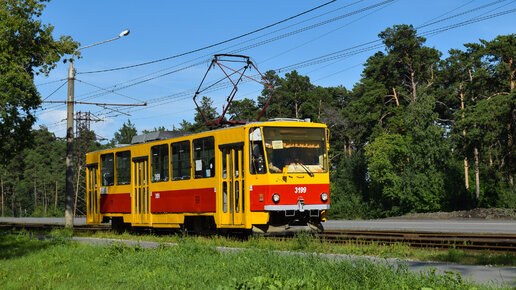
[262,127,327,174]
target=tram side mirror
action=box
[252,143,266,174]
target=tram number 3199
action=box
[294,187,307,194]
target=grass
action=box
[78,229,516,267]
[0,232,486,289]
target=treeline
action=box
[0,126,102,217]
[1,25,514,218]
[205,24,514,218]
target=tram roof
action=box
[87,118,327,153]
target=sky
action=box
[33,0,516,142]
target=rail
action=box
[1,221,515,252]
[316,230,516,252]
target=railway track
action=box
[1,222,515,252]
[0,222,109,233]
[317,230,516,252]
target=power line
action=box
[39,2,516,120]
[419,0,475,27]
[114,7,516,116]
[77,0,337,75]
[75,78,146,103]
[278,7,516,73]
[260,0,397,64]
[65,1,378,105]
[79,61,206,101]
[211,0,366,58]
[420,8,516,38]
[35,78,67,86]
[228,0,396,55]
[416,0,512,29]
[42,81,67,101]
[51,2,361,106]
[72,0,396,103]
[78,0,503,101]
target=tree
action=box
[479,34,516,188]
[365,93,450,215]
[480,34,516,91]
[188,96,218,132]
[1,126,67,217]
[0,0,78,163]
[257,70,281,119]
[177,120,193,132]
[228,98,258,121]
[447,35,516,204]
[378,24,441,101]
[142,126,166,134]
[111,120,137,145]
[341,24,451,216]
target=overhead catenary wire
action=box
[37,2,516,126]
[74,0,507,102]
[260,0,397,64]
[229,0,396,55]
[40,2,359,108]
[42,81,67,101]
[75,79,146,104]
[418,0,476,27]
[83,0,509,102]
[116,7,516,117]
[73,0,396,103]
[36,78,68,87]
[55,0,395,110]
[89,5,516,118]
[278,7,516,73]
[416,0,512,29]
[76,0,337,75]
[304,0,516,83]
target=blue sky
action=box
[33,0,516,141]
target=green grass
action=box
[79,229,516,267]
[0,233,485,289]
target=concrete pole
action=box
[65,60,75,228]
[63,29,130,227]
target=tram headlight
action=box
[320,192,328,202]
[272,193,280,204]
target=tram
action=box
[85,119,330,233]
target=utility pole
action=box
[64,29,131,228]
[65,59,75,227]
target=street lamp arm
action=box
[71,29,130,60]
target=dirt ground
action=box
[390,208,516,220]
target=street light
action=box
[65,29,130,228]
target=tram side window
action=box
[151,144,169,182]
[101,153,114,186]
[171,141,191,180]
[193,137,215,178]
[249,128,266,174]
[116,151,131,185]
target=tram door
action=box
[86,164,101,224]
[132,157,150,225]
[220,144,244,226]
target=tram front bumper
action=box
[264,202,330,212]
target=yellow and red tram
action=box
[85,119,330,233]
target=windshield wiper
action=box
[297,161,314,177]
